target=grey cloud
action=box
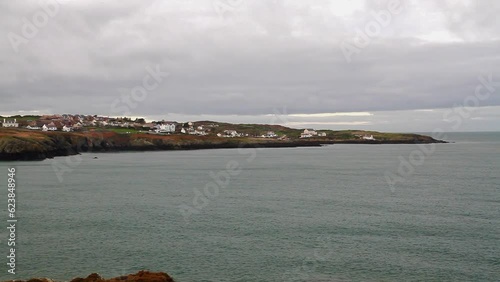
[1,0,500,132]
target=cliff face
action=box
[0,128,445,161]
[0,130,89,160]
[0,129,331,161]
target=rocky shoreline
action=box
[0,129,446,161]
[4,270,174,282]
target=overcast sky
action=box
[1,0,499,132]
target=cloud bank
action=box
[1,0,499,131]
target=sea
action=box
[0,132,499,282]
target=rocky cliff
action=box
[0,128,445,161]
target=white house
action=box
[155,123,176,133]
[263,131,277,138]
[2,119,19,128]
[62,125,72,132]
[26,125,41,130]
[42,123,57,131]
[72,122,83,130]
[318,132,327,137]
[303,129,317,136]
[362,135,375,140]
[188,130,207,136]
[222,130,241,137]
[300,128,319,138]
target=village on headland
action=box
[0,114,377,141]
[0,114,445,161]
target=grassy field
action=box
[0,118,435,142]
[93,127,142,134]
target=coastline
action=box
[0,128,446,161]
[3,270,175,282]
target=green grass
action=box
[92,127,141,134]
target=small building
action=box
[318,132,327,137]
[189,130,207,136]
[262,131,277,138]
[303,129,317,136]
[62,125,72,132]
[2,119,19,128]
[72,122,83,130]
[26,125,41,130]
[300,128,319,138]
[42,123,57,131]
[223,130,240,137]
[154,123,176,133]
[362,135,375,140]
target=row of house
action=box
[2,116,334,139]
[26,122,73,132]
[152,123,176,134]
[1,119,19,128]
[39,114,143,128]
[261,131,277,138]
[300,129,327,138]
[217,130,246,138]
[149,121,212,136]
[178,122,210,136]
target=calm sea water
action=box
[0,132,499,281]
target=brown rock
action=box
[4,271,174,282]
[70,273,104,282]
[69,271,174,282]
[107,270,174,282]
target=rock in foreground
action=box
[4,270,175,282]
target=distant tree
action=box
[135,118,146,124]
